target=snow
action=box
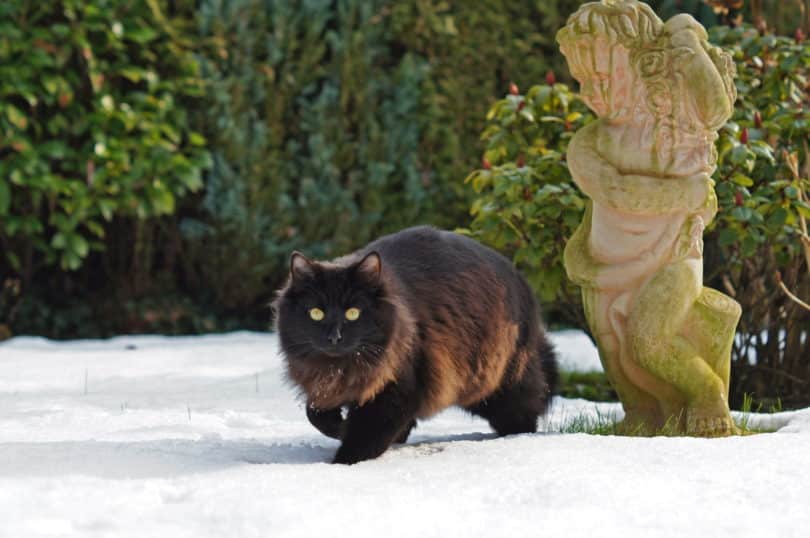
[549,329,602,372]
[0,331,808,538]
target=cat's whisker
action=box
[357,344,384,361]
[360,343,384,355]
[281,342,319,360]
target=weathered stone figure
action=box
[557,0,742,435]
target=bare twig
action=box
[799,142,810,272]
[753,363,809,385]
[776,271,810,311]
[781,149,810,310]
[722,274,737,297]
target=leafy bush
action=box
[4,0,587,336]
[707,25,809,409]
[0,1,209,282]
[466,26,809,407]
[182,0,577,314]
[463,82,592,328]
[184,0,436,311]
[652,0,808,38]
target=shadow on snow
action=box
[0,431,501,478]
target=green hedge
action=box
[3,0,807,346]
[0,0,209,279]
[3,0,574,336]
[179,0,578,314]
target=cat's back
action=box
[363,225,517,290]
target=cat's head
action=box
[274,251,396,366]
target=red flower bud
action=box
[754,111,762,129]
[482,157,492,170]
[545,70,556,86]
[517,100,525,112]
[509,82,519,96]
[516,154,526,168]
[796,28,805,43]
[740,127,749,144]
[564,120,572,131]
[735,191,744,207]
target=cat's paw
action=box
[331,442,389,465]
[331,451,360,465]
[394,419,417,444]
[331,448,369,465]
[307,405,345,440]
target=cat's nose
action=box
[328,326,342,345]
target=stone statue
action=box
[557,0,742,435]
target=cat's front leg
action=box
[332,382,418,465]
[306,404,344,440]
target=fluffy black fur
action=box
[274,226,558,464]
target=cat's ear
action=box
[356,251,382,281]
[290,251,315,281]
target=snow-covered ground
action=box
[0,331,808,538]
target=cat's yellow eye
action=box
[345,307,361,321]
[309,308,325,321]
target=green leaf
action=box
[740,234,758,257]
[731,206,755,222]
[6,251,21,271]
[126,26,159,44]
[153,189,175,215]
[51,232,66,249]
[718,228,739,247]
[85,220,105,238]
[731,173,754,187]
[99,200,116,221]
[119,67,146,82]
[188,132,205,146]
[749,141,775,164]
[39,141,69,159]
[67,233,89,258]
[5,104,27,129]
[62,251,81,271]
[728,145,755,171]
[766,207,788,229]
[0,180,9,215]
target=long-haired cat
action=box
[274,226,558,464]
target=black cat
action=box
[273,226,557,464]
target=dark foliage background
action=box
[1,1,808,406]
[2,0,589,335]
